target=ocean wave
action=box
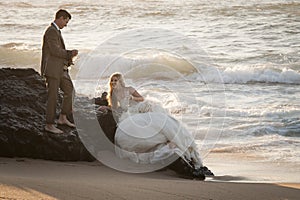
[0,1,36,8]
[2,23,42,30]
[210,135,300,162]
[138,11,176,18]
[211,1,300,17]
[1,42,28,50]
[1,46,299,85]
[9,2,34,8]
[245,118,300,138]
[76,51,197,80]
[220,65,300,84]
[75,51,300,85]
[0,46,40,69]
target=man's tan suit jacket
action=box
[41,23,72,79]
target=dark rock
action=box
[0,68,96,161]
[96,110,117,144]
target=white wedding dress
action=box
[114,99,203,169]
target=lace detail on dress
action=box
[119,100,167,122]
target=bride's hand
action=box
[130,95,144,102]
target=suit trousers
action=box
[45,71,74,124]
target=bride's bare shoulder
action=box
[126,86,136,93]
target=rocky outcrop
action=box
[0,68,99,161]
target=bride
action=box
[99,72,213,180]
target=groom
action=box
[41,9,78,134]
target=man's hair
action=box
[55,9,71,20]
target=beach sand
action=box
[0,157,299,200]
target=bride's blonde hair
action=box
[107,72,125,107]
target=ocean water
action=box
[1,0,299,181]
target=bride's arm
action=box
[129,87,144,102]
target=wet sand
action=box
[0,157,299,200]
